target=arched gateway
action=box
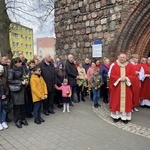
[55,0,150,61]
[111,0,150,58]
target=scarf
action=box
[104,63,110,69]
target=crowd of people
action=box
[0,52,150,131]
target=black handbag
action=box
[9,84,21,92]
[2,99,13,113]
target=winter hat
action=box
[0,65,4,73]
[56,62,63,68]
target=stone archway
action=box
[111,0,150,58]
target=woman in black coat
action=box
[8,57,29,128]
[55,62,66,108]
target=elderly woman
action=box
[77,62,87,102]
[100,57,110,103]
[8,57,29,128]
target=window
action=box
[12,42,15,47]
[16,43,19,47]
[39,50,42,54]
[15,25,18,30]
[12,33,19,38]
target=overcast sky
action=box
[6,0,55,54]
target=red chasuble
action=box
[109,62,135,113]
[140,64,150,100]
[131,63,141,107]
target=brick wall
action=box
[55,0,149,62]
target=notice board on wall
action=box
[92,41,102,58]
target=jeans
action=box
[71,86,76,102]
[92,88,100,105]
[34,101,42,119]
[0,99,6,123]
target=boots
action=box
[81,97,85,102]
[16,120,22,128]
[39,117,45,122]
[34,118,41,124]
[21,119,28,126]
[48,105,55,114]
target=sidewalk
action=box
[0,98,150,150]
[93,100,150,139]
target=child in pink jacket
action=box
[55,79,72,113]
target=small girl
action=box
[30,66,48,124]
[90,68,103,108]
[55,79,71,113]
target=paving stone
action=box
[0,99,150,150]
[0,143,13,149]
[0,139,9,145]
[93,101,150,139]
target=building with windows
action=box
[37,37,56,60]
[9,23,34,61]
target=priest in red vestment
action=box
[130,54,144,112]
[140,57,150,107]
[109,53,136,124]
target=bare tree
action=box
[0,0,11,58]
[0,0,54,58]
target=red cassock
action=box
[109,63,136,113]
[131,64,141,107]
[140,64,150,100]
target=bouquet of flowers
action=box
[87,84,91,99]
[22,74,30,82]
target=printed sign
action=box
[92,41,102,58]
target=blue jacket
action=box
[100,64,109,83]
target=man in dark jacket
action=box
[65,54,78,103]
[39,54,56,115]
